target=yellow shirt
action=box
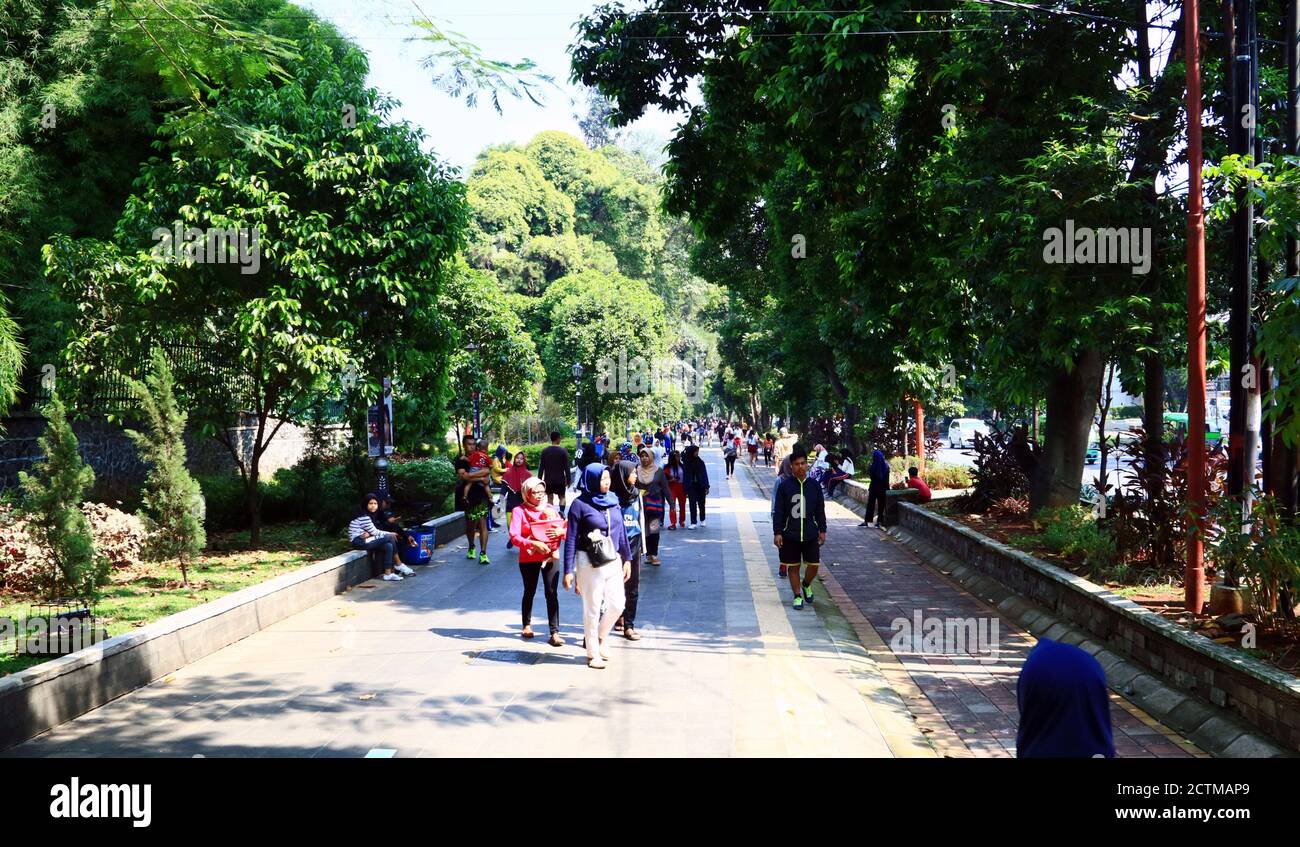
[490,458,506,484]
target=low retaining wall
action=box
[837,478,968,525]
[0,510,466,752]
[898,502,1300,752]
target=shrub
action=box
[1204,494,1300,626]
[884,456,971,490]
[125,350,205,584]
[1037,505,1116,572]
[313,467,360,535]
[194,474,252,533]
[960,428,1038,512]
[16,393,108,600]
[0,503,146,595]
[388,458,458,509]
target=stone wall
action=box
[0,413,347,501]
[897,502,1300,751]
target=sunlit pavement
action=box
[4,449,932,758]
[743,459,1204,758]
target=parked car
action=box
[1085,443,1100,464]
[948,418,990,448]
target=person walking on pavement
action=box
[538,431,570,508]
[773,426,798,469]
[509,477,567,646]
[563,463,633,669]
[771,446,827,607]
[502,451,531,549]
[454,434,493,564]
[609,460,646,641]
[664,449,687,530]
[723,435,738,479]
[634,446,670,564]
[682,444,711,529]
[860,447,890,529]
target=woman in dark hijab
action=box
[1016,639,1116,758]
[681,444,710,529]
[609,459,646,640]
[861,448,891,529]
[562,463,633,668]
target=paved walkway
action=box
[5,449,932,758]
[744,460,1204,759]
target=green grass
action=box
[0,522,342,677]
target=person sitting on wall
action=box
[892,465,932,503]
[375,495,419,572]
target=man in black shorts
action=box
[538,431,571,507]
[771,446,827,610]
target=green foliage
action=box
[124,350,206,583]
[1204,495,1300,627]
[440,262,544,427]
[44,25,468,539]
[16,392,107,599]
[1036,505,1117,572]
[388,458,458,512]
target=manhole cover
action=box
[469,649,543,666]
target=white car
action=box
[948,418,990,449]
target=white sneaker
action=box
[700,519,707,527]
[394,563,415,576]
[382,573,403,581]
[587,656,607,669]
[687,523,696,530]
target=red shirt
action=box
[468,450,489,471]
[906,476,932,503]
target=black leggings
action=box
[688,492,707,523]
[865,482,887,525]
[351,534,396,578]
[624,548,642,626]
[519,561,560,632]
[725,454,737,475]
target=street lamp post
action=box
[572,361,584,456]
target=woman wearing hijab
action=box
[563,463,633,669]
[609,460,646,640]
[508,476,567,646]
[347,493,405,581]
[635,446,670,565]
[1016,639,1115,758]
[682,444,711,529]
[664,449,687,530]
[860,447,891,529]
[502,451,531,550]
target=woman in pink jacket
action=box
[508,476,568,646]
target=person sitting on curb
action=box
[348,493,413,581]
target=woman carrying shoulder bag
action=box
[563,463,633,669]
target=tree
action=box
[17,392,106,600]
[536,269,670,429]
[45,26,468,544]
[440,262,545,428]
[125,350,206,585]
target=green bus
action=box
[1163,412,1223,444]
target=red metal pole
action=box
[914,399,925,472]
[1185,0,1208,614]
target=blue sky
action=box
[296,0,685,176]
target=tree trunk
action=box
[1030,348,1105,512]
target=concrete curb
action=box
[0,510,466,752]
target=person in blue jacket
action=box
[771,446,827,609]
[562,463,633,669]
[681,444,711,529]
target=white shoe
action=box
[394,563,415,576]
[687,523,696,530]
[382,573,403,581]
[699,519,707,527]
[599,640,611,661]
[587,656,607,669]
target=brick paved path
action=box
[744,460,1203,758]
